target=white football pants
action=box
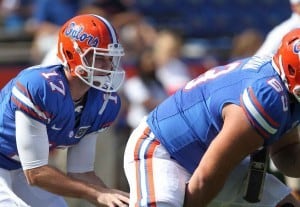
[0,168,67,207]
[124,117,291,207]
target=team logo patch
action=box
[65,22,99,47]
[74,126,91,138]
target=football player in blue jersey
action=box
[0,14,129,207]
[123,28,300,207]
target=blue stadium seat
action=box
[133,0,290,38]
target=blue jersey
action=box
[0,64,121,170]
[147,56,300,173]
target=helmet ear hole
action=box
[288,65,296,76]
[66,50,73,60]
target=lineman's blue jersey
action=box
[0,64,121,170]
[147,56,300,173]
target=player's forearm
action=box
[24,165,101,203]
[184,167,226,207]
[68,171,108,189]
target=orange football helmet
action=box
[273,28,300,102]
[57,14,125,92]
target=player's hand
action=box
[96,188,129,207]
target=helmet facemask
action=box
[74,42,125,92]
[56,14,126,92]
[289,63,300,102]
[292,85,300,102]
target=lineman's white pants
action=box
[0,168,67,207]
[124,117,291,207]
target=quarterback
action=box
[0,14,129,207]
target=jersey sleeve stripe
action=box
[241,88,277,135]
[16,81,30,97]
[248,87,279,127]
[12,86,50,123]
[240,102,270,138]
[11,96,42,121]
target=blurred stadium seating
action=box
[0,31,32,88]
[132,0,290,38]
[0,0,291,88]
[131,0,291,71]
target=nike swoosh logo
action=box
[51,124,62,131]
[75,105,84,113]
